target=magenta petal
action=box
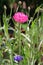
[13,12,28,23]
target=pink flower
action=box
[13,12,28,23]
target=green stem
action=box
[18,24,22,65]
[9,42,13,65]
[10,7,12,17]
[10,48,13,65]
[18,23,21,55]
[10,53,13,65]
[3,8,9,40]
[18,62,19,65]
[15,23,22,65]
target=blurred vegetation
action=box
[0,0,43,65]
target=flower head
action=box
[28,6,30,11]
[4,5,7,9]
[22,1,26,9]
[14,55,23,63]
[18,1,22,5]
[13,12,28,23]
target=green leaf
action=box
[22,23,28,30]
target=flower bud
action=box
[28,6,30,11]
[4,5,7,10]
[18,1,22,5]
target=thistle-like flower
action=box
[14,55,23,63]
[13,12,28,23]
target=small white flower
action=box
[28,43,30,47]
[4,5,7,9]
[9,49,12,54]
[28,6,30,11]
[18,1,22,4]
[27,26,29,31]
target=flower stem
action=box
[9,45,13,65]
[18,24,22,65]
[18,23,21,55]
[10,52,13,65]
[10,6,12,17]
